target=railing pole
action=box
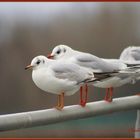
[0,95,140,131]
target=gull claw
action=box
[55,105,63,110]
[80,101,86,107]
[104,98,113,103]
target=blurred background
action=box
[0,2,140,138]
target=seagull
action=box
[25,55,95,110]
[119,46,140,83]
[47,45,140,102]
[120,46,140,63]
[48,45,127,72]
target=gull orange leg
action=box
[80,85,88,107]
[55,92,64,110]
[82,84,88,107]
[80,86,84,106]
[85,84,88,105]
[108,87,113,102]
[104,87,113,102]
[104,88,109,101]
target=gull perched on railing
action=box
[119,46,140,138]
[120,46,140,63]
[48,45,140,103]
[119,46,140,82]
[25,55,96,110]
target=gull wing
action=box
[51,62,94,84]
[75,53,123,72]
[93,66,140,82]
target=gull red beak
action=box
[25,65,33,70]
[47,54,54,59]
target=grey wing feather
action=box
[93,68,140,82]
[103,67,140,81]
[51,63,90,83]
[75,53,122,72]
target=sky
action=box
[0,2,100,20]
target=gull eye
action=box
[36,60,41,65]
[56,49,61,54]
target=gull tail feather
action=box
[77,77,98,85]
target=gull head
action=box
[25,55,48,70]
[120,46,140,61]
[48,45,73,60]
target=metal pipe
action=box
[0,95,140,131]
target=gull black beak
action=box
[47,54,54,59]
[25,65,33,70]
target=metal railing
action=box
[0,95,140,133]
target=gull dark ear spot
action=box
[43,60,45,63]
[64,48,66,53]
